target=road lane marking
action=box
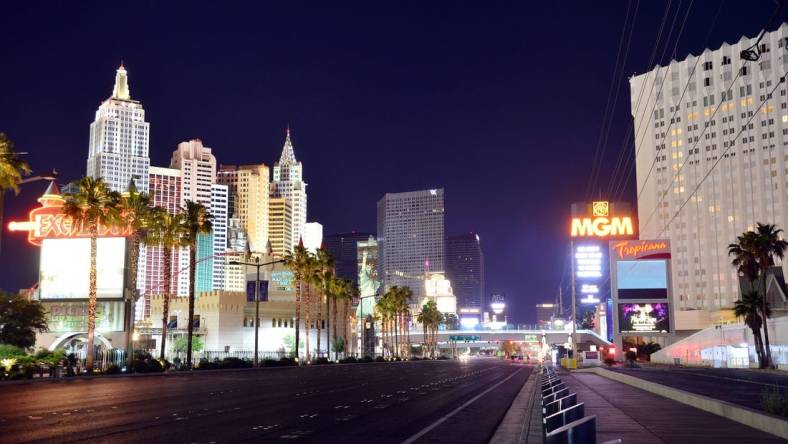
[401,367,525,444]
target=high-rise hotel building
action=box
[268,197,293,257]
[271,129,307,249]
[631,24,788,328]
[446,233,485,312]
[377,189,445,300]
[217,164,270,253]
[87,64,150,193]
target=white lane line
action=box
[401,367,524,444]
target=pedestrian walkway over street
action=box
[559,370,785,443]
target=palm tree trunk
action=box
[753,328,765,368]
[316,293,322,358]
[126,232,141,366]
[186,243,197,368]
[344,298,350,357]
[295,278,301,360]
[423,321,427,358]
[86,233,98,372]
[332,297,338,360]
[761,274,774,368]
[160,247,173,360]
[305,283,311,362]
[326,294,330,359]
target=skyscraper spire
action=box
[112,63,130,100]
[279,126,297,165]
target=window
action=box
[703,61,713,71]
[722,55,731,65]
[704,77,711,87]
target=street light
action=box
[229,256,286,367]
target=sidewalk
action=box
[559,370,785,443]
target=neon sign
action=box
[8,191,131,246]
[612,240,669,259]
[571,216,634,237]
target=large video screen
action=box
[618,303,670,334]
[40,237,126,299]
[616,260,668,299]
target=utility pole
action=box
[570,239,577,368]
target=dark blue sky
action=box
[0,1,780,322]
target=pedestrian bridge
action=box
[407,328,611,348]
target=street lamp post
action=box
[229,257,286,367]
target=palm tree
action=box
[753,223,788,368]
[118,181,152,361]
[418,300,441,358]
[315,248,335,358]
[734,290,768,367]
[285,242,311,361]
[145,208,187,360]
[182,201,213,368]
[0,133,31,252]
[393,286,413,357]
[62,177,121,371]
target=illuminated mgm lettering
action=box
[571,217,634,237]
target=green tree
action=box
[315,248,336,358]
[0,133,31,252]
[444,313,460,331]
[118,181,152,363]
[734,290,768,367]
[0,291,48,348]
[174,336,204,353]
[63,177,121,371]
[752,223,788,368]
[285,242,313,362]
[182,201,212,368]
[145,208,187,360]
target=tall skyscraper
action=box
[446,233,485,311]
[224,212,248,292]
[210,184,229,290]
[271,128,307,248]
[324,232,374,286]
[87,64,150,193]
[170,139,223,296]
[630,24,788,327]
[268,197,293,257]
[142,166,182,319]
[377,188,445,299]
[217,164,270,253]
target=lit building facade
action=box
[377,188,445,300]
[268,197,293,257]
[630,24,788,328]
[217,164,270,253]
[86,64,150,193]
[271,129,307,249]
[211,184,229,290]
[142,166,182,319]
[446,233,485,313]
[324,232,374,286]
[302,222,323,254]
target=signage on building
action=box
[246,280,269,302]
[449,335,481,342]
[570,201,635,238]
[611,240,670,260]
[45,301,125,332]
[9,199,132,246]
[618,303,670,334]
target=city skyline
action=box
[1,2,780,322]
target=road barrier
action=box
[539,365,621,444]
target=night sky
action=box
[0,2,781,322]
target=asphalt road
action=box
[0,358,531,444]
[611,365,788,412]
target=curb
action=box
[576,367,788,440]
[0,358,449,386]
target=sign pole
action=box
[570,238,577,367]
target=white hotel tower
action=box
[271,128,307,249]
[87,64,150,193]
[631,24,788,329]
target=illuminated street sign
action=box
[571,216,634,237]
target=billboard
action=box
[45,301,125,332]
[270,270,294,292]
[618,303,670,334]
[39,237,126,299]
[616,260,668,300]
[358,237,380,298]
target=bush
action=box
[339,356,357,364]
[130,354,165,373]
[105,364,122,375]
[762,387,788,417]
[196,359,220,370]
[279,357,297,366]
[220,357,252,369]
[312,357,331,365]
[410,357,421,361]
[0,343,27,359]
[360,356,374,363]
[374,356,386,362]
[625,351,637,362]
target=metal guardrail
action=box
[539,365,604,444]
